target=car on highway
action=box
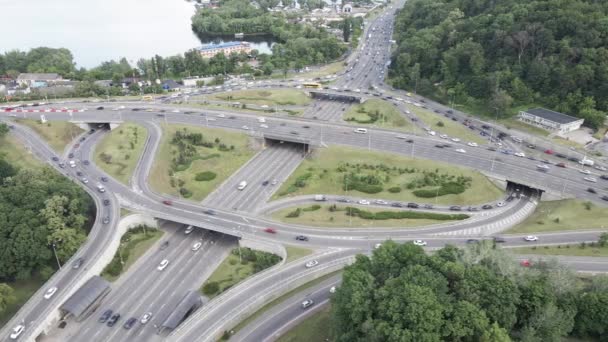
[579,169,591,175]
[123,317,137,330]
[157,259,170,271]
[102,216,110,224]
[374,199,388,205]
[455,148,466,153]
[601,175,608,181]
[162,200,172,205]
[493,237,507,243]
[295,235,309,241]
[96,106,104,110]
[305,260,319,268]
[81,177,89,184]
[68,152,74,159]
[329,286,336,294]
[298,297,315,309]
[354,128,368,134]
[192,242,202,251]
[467,142,478,147]
[584,176,597,183]
[536,164,550,172]
[602,195,608,201]
[99,309,113,323]
[262,180,269,186]
[413,240,427,246]
[358,199,370,205]
[103,199,110,206]
[466,239,480,244]
[10,325,25,339]
[203,209,216,215]
[184,226,194,235]
[482,204,493,210]
[407,203,419,208]
[496,202,505,207]
[451,138,460,142]
[160,241,170,250]
[524,235,539,242]
[140,312,153,324]
[594,165,607,171]
[101,176,109,182]
[41,285,58,300]
[242,125,249,130]
[449,206,461,211]
[72,257,85,269]
[107,313,121,327]
[544,149,554,155]
[264,227,277,234]
[82,160,90,165]
[514,152,526,157]
[52,156,59,162]
[556,162,566,168]
[468,206,479,212]
[587,188,597,194]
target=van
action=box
[96,184,106,193]
[354,128,368,134]
[237,181,247,190]
[314,195,327,201]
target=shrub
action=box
[303,204,321,212]
[195,171,217,181]
[344,207,468,221]
[388,186,401,193]
[203,282,219,295]
[286,208,301,218]
[180,187,193,198]
[413,182,466,198]
[436,121,445,127]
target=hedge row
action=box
[413,182,466,198]
[344,207,469,221]
[195,171,217,181]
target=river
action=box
[0,0,274,68]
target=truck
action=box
[237,181,248,190]
[314,195,327,201]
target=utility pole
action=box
[51,243,62,269]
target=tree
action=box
[0,283,16,313]
[599,232,608,247]
[0,123,9,138]
[480,322,511,342]
[343,17,352,42]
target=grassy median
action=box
[409,107,485,144]
[207,89,311,106]
[0,275,47,327]
[507,199,608,234]
[273,146,503,205]
[509,244,608,258]
[149,124,256,201]
[94,123,148,184]
[344,99,417,133]
[17,119,84,153]
[278,305,334,342]
[0,134,43,169]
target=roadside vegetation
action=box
[201,248,282,299]
[101,225,163,281]
[285,246,313,263]
[510,236,608,257]
[0,131,42,169]
[409,107,485,144]
[94,123,148,184]
[274,146,503,205]
[334,240,608,341]
[149,124,256,201]
[208,89,311,107]
[16,119,84,153]
[507,199,608,234]
[344,99,416,132]
[277,306,334,342]
[272,204,468,228]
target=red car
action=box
[162,200,172,205]
[556,162,566,168]
[520,260,531,267]
[264,228,277,234]
[544,149,554,155]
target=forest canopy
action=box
[389,0,608,129]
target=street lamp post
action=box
[51,243,62,269]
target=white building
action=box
[518,108,584,133]
[16,73,62,87]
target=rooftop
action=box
[199,41,250,51]
[17,73,61,81]
[523,108,582,125]
[60,276,110,319]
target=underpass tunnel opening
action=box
[86,122,112,131]
[506,181,543,200]
[263,137,311,155]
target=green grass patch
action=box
[499,118,550,137]
[273,146,503,205]
[272,204,466,228]
[94,123,148,185]
[0,134,44,169]
[102,226,163,282]
[285,245,313,263]
[149,124,256,201]
[409,107,486,144]
[277,305,334,342]
[507,199,608,234]
[0,275,47,327]
[120,208,132,217]
[344,99,416,133]
[202,248,282,299]
[208,89,311,106]
[16,119,84,153]
[509,243,608,257]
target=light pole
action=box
[51,243,62,269]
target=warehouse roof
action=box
[523,108,582,125]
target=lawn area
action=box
[509,244,608,257]
[271,204,467,228]
[343,99,417,133]
[0,275,47,327]
[409,107,486,144]
[102,228,164,282]
[499,118,550,137]
[94,123,148,185]
[0,134,44,169]
[148,124,256,200]
[277,305,334,342]
[506,199,608,234]
[16,119,84,153]
[281,61,344,79]
[273,146,503,205]
[285,245,313,263]
[207,89,311,106]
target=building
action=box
[198,42,252,58]
[16,73,62,87]
[518,108,584,133]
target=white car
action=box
[157,259,170,271]
[524,235,539,242]
[496,202,505,207]
[455,148,466,153]
[301,299,314,308]
[374,199,388,205]
[192,242,202,251]
[329,286,336,294]
[241,125,249,130]
[184,226,194,235]
[594,165,607,171]
[395,135,407,140]
[439,134,449,139]
[305,260,319,268]
[358,199,370,205]
[413,240,427,246]
[536,164,550,171]
[10,325,24,339]
[451,138,461,142]
[140,312,153,324]
[217,113,225,118]
[81,177,89,184]
[584,176,597,183]
[467,142,478,147]
[260,124,269,129]
[374,243,382,249]
[514,152,526,157]
[428,130,436,136]
[260,105,269,109]
[44,286,58,299]
[579,169,591,175]
[171,109,180,113]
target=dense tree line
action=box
[0,47,78,79]
[0,124,93,314]
[389,0,608,129]
[333,241,608,341]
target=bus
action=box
[303,82,322,89]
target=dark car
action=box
[449,206,461,211]
[88,129,95,135]
[76,171,83,177]
[407,203,419,208]
[107,314,121,327]
[295,235,309,241]
[527,144,536,149]
[446,110,453,114]
[72,257,85,269]
[487,147,497,152]
[468,206,479,212]
[203,209,216,215]
[602,195,608,201]
[229,116,236,119]
[406,139,414,143]
[103,199,110,206]
[556,153,566,158]
[587,188,597,194]
[451,117,457,121]
[423,204,434,209]
[302,125,310,129]
[435,144,445,148]
[262,180,269,186]
[337,198,349,203]
[68,153,74,159]
[493,237,507,243]
[101,176,109,182]
[82,160,90,165]
[466,239,480,244]
[601,175,608,180]
[123,317,137,330]
[160,241,170,250]
[80,137,86,142]
[481,125,490,130]
[102,216,110,224]
[99,309,113,323]
[556,163,566,168]
[96,106,104,110]
[52,156,59,161]
[391,202,403,208]
[482,204,493,210]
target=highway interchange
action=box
[2,1,608,341]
